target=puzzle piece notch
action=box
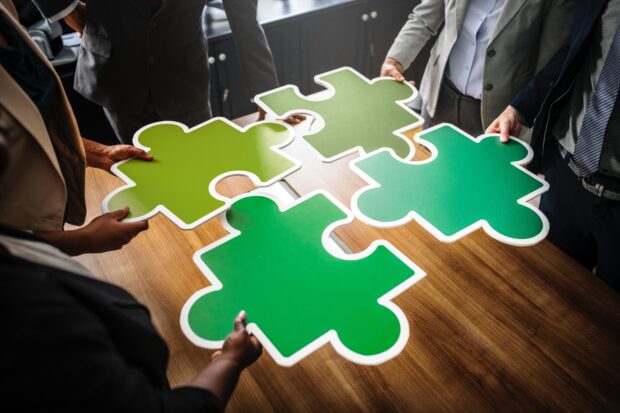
[352,124,549,245]
[256,67,422,161]
[183,192,422,365]
[103,119,299,228]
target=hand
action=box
[381,57,415,86]
[77,208,149,253]
[64,1,86,36]
[211,311,262,369]
[258,107,306,125]
[83,138,153,173]
[485,105,523,143]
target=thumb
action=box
[128,146,154,161]
[485,119,499,134]
[234,310,247,332]
[499,120,511,143]
[109,207,130,220]
[390,68,405,82]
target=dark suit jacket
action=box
[31,0,278,119]
[0,226,220,412]
[511,0,618,176]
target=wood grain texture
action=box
[74,117,620,412]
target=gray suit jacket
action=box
[387,0,575,130]
[32,0,278,119]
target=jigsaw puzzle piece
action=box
[103,119,300,229]
[182,192,424,365]
[352,124,549,245]
[256,67,422,161]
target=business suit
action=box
[31,0,279,143]
[0,0,86,231]
[0,225,221,412]
[510,0,619,290]
[387,0,575,133]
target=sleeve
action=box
[222,0,279,98]
[0,268,222,413]
[386,0,446,70]
[30,0,77,21]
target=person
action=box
[0,0,150,255]
[487,0,619,290]
[380,0,575,137]
[30,0,303,144]
[0,130,263,410]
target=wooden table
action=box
[75,114,620,412]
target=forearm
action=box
[34,229,88,256]
[188,357,243,409]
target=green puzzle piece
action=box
[352,124,549,245]
[255,67,422,161]
[102,119,300,229]
[181,192,424,366]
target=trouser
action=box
[104,97,212,144]
[540,143,620,291]
[422,78,484,137]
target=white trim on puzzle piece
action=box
[254,66,424,163]
[350,123,551,247]
[101,118,302,230]
[180,189,427,367]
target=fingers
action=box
[211,350,222,360]
[389,68,405,82]
[124,219,149,234]
[129,147,154,161]
[499,119,511,143]
[485,120,499,134]
[234,310,247,332]
[109,207,130,220]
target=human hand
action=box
[211,311,262,370]
[257,107,306,125]
[64,1,86,36]
[78,208,149,253]
[83,138,153,173]
[485,105,523,143]
[381,57,415,85]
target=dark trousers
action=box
[540,144,620,291]
[423,78,484,137]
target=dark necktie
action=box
[148,0,162,13]
[573,26,620,177]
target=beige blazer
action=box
[387,0,575,130]
[0,0,86,231]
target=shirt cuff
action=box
[47,0,79,23]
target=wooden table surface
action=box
[75,114,620,412]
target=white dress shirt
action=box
[446,0,505,99]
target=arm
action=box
[82,138,153,173]
[383,0,446,76]
[222,0,278,97]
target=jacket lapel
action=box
[488,0,528,46]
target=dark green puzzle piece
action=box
[352,124,549,245]
[102,119,300,229]
[181,192,424,366]
[255,67,422,162]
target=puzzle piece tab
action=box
[255,67,422,162]
[102,119,300,229]
[352,124,549,245]
[181,192,424,366]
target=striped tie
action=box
[573,26,620,177]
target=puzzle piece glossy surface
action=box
[352,124,549,245]
[181,192,424,366]
[255,67,422,162]
[103,119,300,229]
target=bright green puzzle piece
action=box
[181,192,424,366]
[102,119,300,229]
[255,67,422,162]
[352,124,549,245]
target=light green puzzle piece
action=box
[351,124,549,246]
[102,119,300,229]
[181,191,425,366]
[255,67,422,162]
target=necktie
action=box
[573,26,620,177]
[148,0,162,13]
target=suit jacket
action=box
[0,225,221,412]
[31,0,279,118]
[0,0,86,231]
[511,0,618,176]
[387,0,575,130]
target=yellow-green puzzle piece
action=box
[102,119,301,229]
[351,124,550,246]
[181,191,425,366]
[255,67,422,162]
